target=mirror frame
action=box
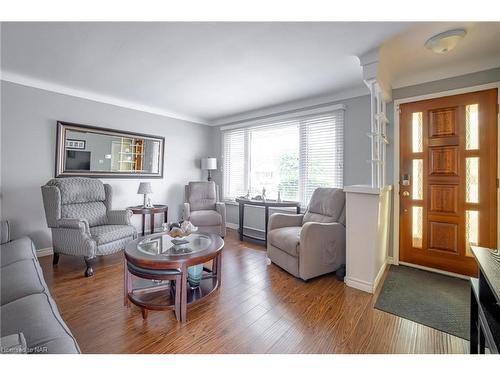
[55,121,165,178]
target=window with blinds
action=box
[222,109,344,206]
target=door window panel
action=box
[465,210,479,256]
[412,159,423,200]
[412,206,423,248]
[412,112,423,153]
[465,104,479,150]
[465,157,479,203]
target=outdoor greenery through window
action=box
[222,110,344,206]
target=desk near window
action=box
[235,198,300,246]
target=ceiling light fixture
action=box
[424,29,467,54]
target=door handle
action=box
[402,191,410,197]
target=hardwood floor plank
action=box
[38,228,468,354]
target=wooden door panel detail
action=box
[400,89,497,276]
[429,221,458,253]
[430,108,457,137]
[429,185,458,213]
[429,146,458,176]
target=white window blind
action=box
[222,129,247,199]
[222,109,344,206]
[300,112,344,204]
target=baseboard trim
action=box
[226,222,239,230]
[37,247,53,258]
[226,222,265,233]
[387,256,395,265]
[373,261,388,293]
[344,276,374,293]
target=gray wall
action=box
[210,94,372,231]
[0,81,212,250]
[392,67,500,100]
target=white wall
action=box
[0,81,212,250]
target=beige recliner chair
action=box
[267,188,346,281]
[183,181,226,237]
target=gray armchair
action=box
[41,177,137,277]
[183,181,226,237]
[267,188,346,281]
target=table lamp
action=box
[201,157,217,181]
[137,182,153,207]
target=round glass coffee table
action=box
[124,232,224,322]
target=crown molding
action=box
[210,85,369,127]
[0,71,209,125]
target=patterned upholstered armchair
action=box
[41,178,137,277]
[267,188,346,281]
[183,181,226,237]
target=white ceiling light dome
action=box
[424,29,467,54]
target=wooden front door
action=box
[399,89,497,276]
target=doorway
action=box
[399,88,497,276]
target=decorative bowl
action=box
[164,221,198,242]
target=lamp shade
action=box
[137,182,153,194]
[201,157,217,170]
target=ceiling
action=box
[2,22,498,125]
[380,22,500,89]
[1,22,411,124]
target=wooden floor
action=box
[39,229,468,354]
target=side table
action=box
[235,198,300,247]
[127,204,168,237]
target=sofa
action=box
[267,188,346,281]
[0,236,80,354]
[183,181,226,237]
[41,177,137,277]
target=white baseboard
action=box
[226,222,239,230]
[344,276,374,293]
[36,247,53,258]
[345,258,389,294]
[387,256,395,265]
[373,260,388,292]
[226,222,265,233]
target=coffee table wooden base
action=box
[124,259,182,321]
[124,256,222,322]
[124,232,224,322]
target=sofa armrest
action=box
[52,219,96,258]
[1,220,10,244]
[215,202,226,218]
[183,202,190,221]
[0,333,27,354]
[268,213,304,231]
[57,218,90,233]
[299,221,346,280]
[215,202,226,237]
[107,210,132,225]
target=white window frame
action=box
[221,103,346,205]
